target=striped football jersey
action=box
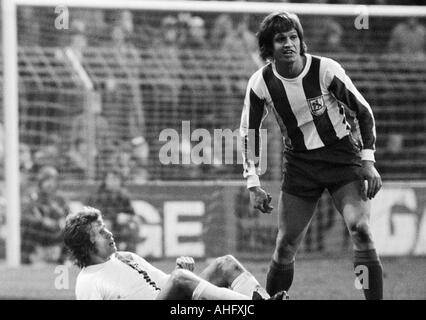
[240,54,376,188]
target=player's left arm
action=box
[325,59,382,199]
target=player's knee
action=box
[349,221,373,244]
[275,233,298,258]
[213,255,244,281]
[168,269,197,298]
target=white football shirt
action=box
[75,252,169,300]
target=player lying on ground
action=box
[241,12,383,299]
[64,207,288,300]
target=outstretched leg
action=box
[155,269,250,300]
[331,180,383,300]
[199,254,269,299]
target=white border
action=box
[10,0,426,16]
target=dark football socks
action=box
[354,249,383,300]
[266,260,294,296]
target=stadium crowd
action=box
[5,5,425,182]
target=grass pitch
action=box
[0,257,425,300]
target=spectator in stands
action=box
[111,10,135,48]
[69,19,88,61]
[103,81,143,128]
[155,15,182,66]
[32,134,63,173]
[72,8,107,46]
[86,168,139,252]
[388,17,426,57]
[176,13,193,48]
[152,15,182,124]
[386,133,404,154]
[158,15,180,48]
[106,140,133,183]
[64,138,90,180]
[70,93,113,180]
[176,14,218,154]
[182,15,208,49]
[209,14,261,116]
[211,14,261,67]
[237,15,263,67]
[18,7,41,45]
[21,166,69,264]
[156,15,184,107]
[101,78,147,157]
[129,136,150,184]
[108,11,139,82]
[319,17,345,53]
[378,133,405,177]
[19,142,35,186]
[105,10,148,158]
[19,143,33,173]
[106,137,150,184]
[210,14,235,51]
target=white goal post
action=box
[3,0,426,267]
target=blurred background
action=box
[0,0,425,299]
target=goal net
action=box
[1,1,426,265]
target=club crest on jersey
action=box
[307,96,326,116]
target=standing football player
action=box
[240,12,383,299]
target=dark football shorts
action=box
[281,135,363,199]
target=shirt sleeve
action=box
[240,70,269,188]
[325,58,376,162]
[120,190,136,215]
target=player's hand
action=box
[360,160,382,200]
[176,256,195,272]
[249,186,273,214]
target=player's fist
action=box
[176,256,195,272]
[249,186,273,214]
[361,160,382,200]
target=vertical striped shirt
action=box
[240,54,376,188]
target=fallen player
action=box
[64,207,288,300]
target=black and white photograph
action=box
[0,0,425,309]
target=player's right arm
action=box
[249,186,273,214]
[240,70,273,214]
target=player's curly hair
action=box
[63,207,101,268]
[257,11,307,61]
